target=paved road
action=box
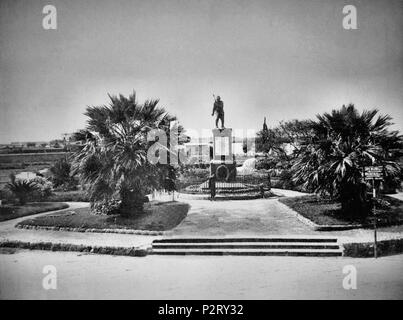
[1,249,402,299]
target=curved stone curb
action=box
[0,240,150,257]
[15,224,164,236]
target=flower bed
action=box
[279,195,403,227]
[17,201,190,232]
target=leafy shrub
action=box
[53,182,78,192]
[177,167,210,190]
[30,176,53,200]
[179,166,210,178]
[91,199,121,215]
[268,168,283,178]
[278,170,296,190]
[256,158,277,170]
[270,170,309,192]
[373,197,392,210]
[0,187,15,204]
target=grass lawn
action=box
[279,195,403,226]
[17,201,190,231]
[0,202,69,222]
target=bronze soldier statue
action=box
[212,95,224,129]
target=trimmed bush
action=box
[91,199,121,215]
[30,176,53,200]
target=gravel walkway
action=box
[167,198,314,236]
[167,191,403,244]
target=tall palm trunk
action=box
[339,181,368,217]
[119,187,144,216]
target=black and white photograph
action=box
[0,0,403,305]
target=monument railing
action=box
[177,171,271,194]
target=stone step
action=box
[152,242,340,250]
[150,248,343,257]
[153,237,338,244]
[151,236,342,256]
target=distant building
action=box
[10,142,24,148]
[184,142,212,164]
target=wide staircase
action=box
[151,237,343,257]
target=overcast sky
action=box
[0,0,402,143]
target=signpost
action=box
[364,166,383,180]
[364,166,384,259]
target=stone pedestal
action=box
[210,128,237,181]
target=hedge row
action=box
[0,240,149,257]
[343,238,403,257]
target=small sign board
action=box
[364,166,383,180]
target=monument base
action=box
[210,160,237,181]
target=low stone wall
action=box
[0,240,149,257]
[16,224,164,236]
[343,238,403,257]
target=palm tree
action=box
[72,91,179,216]
[292,104,402,216]
[6,175,38,205]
